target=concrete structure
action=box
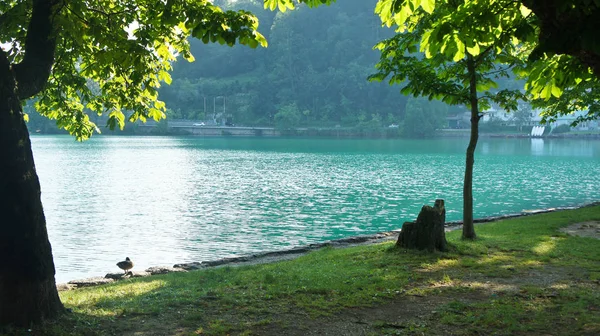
[137,121,281,136]
[448,107,599,131]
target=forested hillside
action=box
[24,0,462,135]
[22,0,543,136]
[159,0,450,130]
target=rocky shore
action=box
[57,201,599,291]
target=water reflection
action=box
[30,136,599,282]
[531,138,544,156]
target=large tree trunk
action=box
[0,39,63,330]
[462,54,479,240]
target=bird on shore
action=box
[117,257,134,274]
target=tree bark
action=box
[0,0,64,326]
[462,54,479,240]
[12,0,59,100]
[0,52,64,326]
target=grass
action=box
[5,205,600,335]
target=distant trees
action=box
[511,105,534,132]
[274,103,303,130]
[160,0,408,128]
[403,98,448,138]
[552,124,572,134]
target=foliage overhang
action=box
[0,0,336,140]
[370,0,530,112]
[374,0,600,125]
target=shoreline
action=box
[58,200,599,290]
[30,127,600,139]
[32,132,600,140]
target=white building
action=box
[480,107,598,131]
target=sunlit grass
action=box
[532,238,558,255]
[61,279,166,305]
[7,205,600,335]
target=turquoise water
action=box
[30,136,599,282]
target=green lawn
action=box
[6,205,600,335]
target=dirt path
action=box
[252,293,467,336]
[250,264,594,336]
[560,221,600,239]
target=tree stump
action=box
[396,199,448,252]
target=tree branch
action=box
[12,0,61,100]
[474,45,494,66]
[490,0,521,16]
[63,2,90,26]
[481,64,514,76]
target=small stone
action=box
[131,271,151,278]
[104,271,150,279]
[56,283,76,291]
[105,272,128,280]
[68,277,115,287]
[145,266,187,275]
[174,262,203,270]
[201,259,229,267]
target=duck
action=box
[116,257,134,274]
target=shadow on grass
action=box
[9,206,600,336]
[390,206,600,335]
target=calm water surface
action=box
[30,136,599,282]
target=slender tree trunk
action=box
[462,54,479,240]
[0,1,64,325]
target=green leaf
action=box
[396,6,413,28]
[375,0,395,25]
[158,70,172,85]
[408,0,420,11]
[519,4,532,17]
[108,110,126,130]
[265,0,278,11]
[420,0,435,14]
[183,52,195,62]
[541,84,553,99]
[247,38,258,49]
[420,30,432,53]
[278,1,288,12]
[148,107,165,121]
[255,32,268,47]
[265,0,300,12]
[551,84,562,98]
[452,37,465,61]
[466,43,480,56]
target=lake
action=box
[30,135,599,283]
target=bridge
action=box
[137,120,280,136]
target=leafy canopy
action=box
[374,0,600,124]
[265,0,335,12]
[371,0,529,112]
